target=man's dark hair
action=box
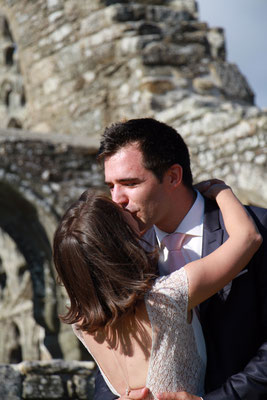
[98,118,193,187]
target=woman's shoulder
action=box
[148,268,188,307]
[151,267,187,290]
[146,268,189,319]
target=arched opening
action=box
[5,45,15,66]
[3,18,13,41]
[7,117,22,129]
[0,181,63,361]
[0,271,6,292]
[18,263,28,283]
[21,90,26,106]
[9,323,22,363]
[5,89,11,107]
[0,256,7,300]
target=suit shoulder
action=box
[245,205,267,228]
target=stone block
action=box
[0,365,22,400]
[111,3,146,22]
[73,373,95,399]
[193,76,217,93]
[169,0,197,15]
[142,42,205,66]
[140,76,175,94]
[210,61,254,104]
[207,28,225,60]
[19,359,95,375]
[174,30,208,45]
[146,6,192,25]
[22,374,64,398]
[50,24,73,43]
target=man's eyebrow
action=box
[119,178,140,182]
[105,178,141,184]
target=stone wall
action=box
[0,14,26,129]
[0,0,254,136]
[0,360,95,400]
[0,0,265,207]
[0,128,105,364]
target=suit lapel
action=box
[202,198,224,258]
[200,199,228,314]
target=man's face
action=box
[104,143,170,232]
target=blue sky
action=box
[198,0,267,108]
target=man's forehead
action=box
[109,142,142,157]
[104,145,146,181]
[105,144,143,166]
[104,162,144,181]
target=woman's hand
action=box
[194,179,230,200]
[120,387,149,400]
[187,178,262,311]
[157,392,201,400]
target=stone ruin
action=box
[0,0,265,203]
[0,0,266,398]
[0,129,102,397]
[0,128,105,362]
[0,360,95,399]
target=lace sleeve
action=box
[149,267,189,320]
[145,267,205,397]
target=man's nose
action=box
[111,186,128,206]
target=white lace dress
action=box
[73,268,206,398]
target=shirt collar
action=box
[154,190,205,244]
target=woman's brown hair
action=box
[53,190,157,333]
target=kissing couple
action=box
[53,118,267,400]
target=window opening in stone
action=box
[5,89,11,106]
[0,256,7,300]
[0,271,6,291]
[7,117,22,129]
[9,345,23,364]
[21,90,26,106]
[3,18,13,41]
[5,45,15,66]
[9,324,22,363]
[18,263,28,283]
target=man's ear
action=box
[166,164,183,187]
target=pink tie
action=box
[161,233,186,273]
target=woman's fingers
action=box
[122,387,149,400]
[194,179,225,193]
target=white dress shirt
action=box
[153,190,207,376]
[154,190,204,275]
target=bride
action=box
[53,181,261,398]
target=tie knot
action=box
[162,232,186,251]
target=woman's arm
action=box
[186,182,262,310]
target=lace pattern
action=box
[145,267,205,398]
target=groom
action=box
[95,118,267,400]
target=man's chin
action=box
[136,219,153,235]
[129,212,152,234]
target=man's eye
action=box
[125,182,137,187]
